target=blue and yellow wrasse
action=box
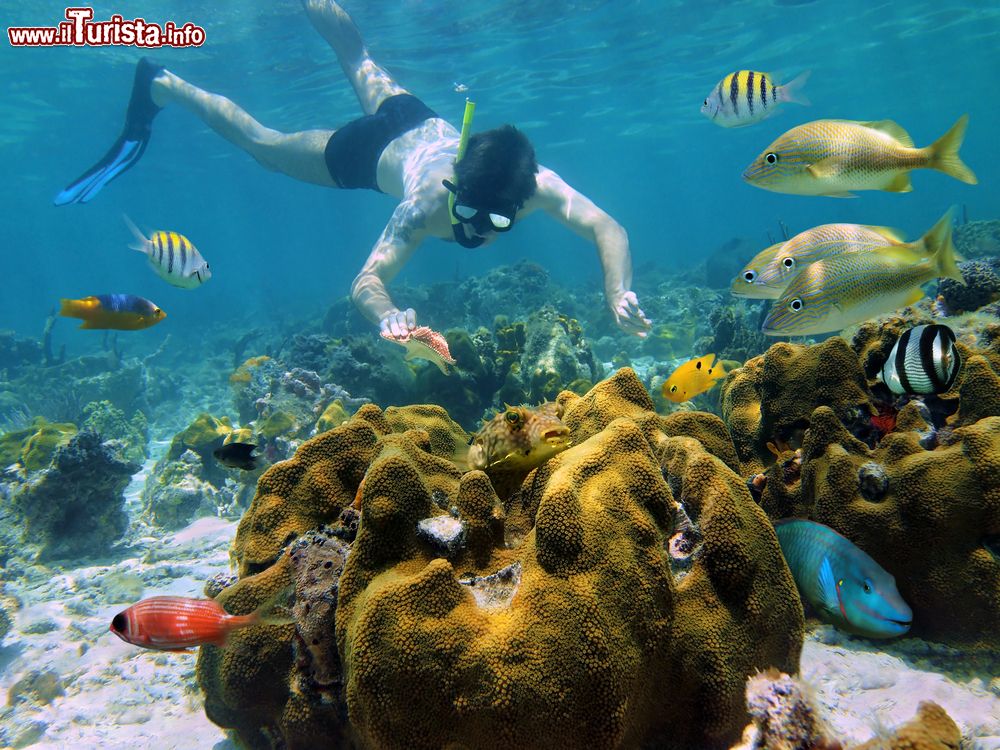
[124,215,211,289]
[734,224,905,300]
[662,353,728,403]
[59,294,166,330]
[702,70,809,128]
[761,211,963,337]
[774,519,912,639]
[743,115,977,196]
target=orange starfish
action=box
[381,326,456,374]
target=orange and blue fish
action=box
[59,294,165,330]
[110,595,287,651]
[662,353,728,403]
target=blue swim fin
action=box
[54,57,163,206]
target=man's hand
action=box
[611,290,652,338]
[379,308,417,339]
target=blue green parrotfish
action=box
[774,519,912,639]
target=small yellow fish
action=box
[743,115,977,197]
[662,354,728,403]
[762,212,963,336]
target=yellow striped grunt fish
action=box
[731,241,786,298]
[701,70,810,128]
[735,224,906,299]
[124,215,212,289]
[743,116,977,196]
[761,212,963,336]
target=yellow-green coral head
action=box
[468,403,571,472]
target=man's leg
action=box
[301,0,409,115]
[55,59,336,205]
[151,71,336,187]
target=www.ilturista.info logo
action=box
[8,7,206,47]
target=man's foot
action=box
[54,57,164,205]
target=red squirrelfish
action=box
[110,595,269,651]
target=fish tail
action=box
[122,213,150,253]
[59,298,92,320]
[778,70,811,105]
[927,115,977,185]
[920,210,965,285]
[230,584,296,632]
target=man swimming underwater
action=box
[55,0,652,342]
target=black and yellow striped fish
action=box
[701,70,810,128]
[123,215,212,289]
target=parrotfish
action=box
[110,594,290,651]
[742,115,977,197]
[381,326,456,374]
[465,402,571,473]
[702,70,810,128]
[880,324,962,395]
[761,212,963,336]
[124,215,211,289]
[774,519,912,639]
[662,353,728,403]
[59,294,166,330]
[736,224,904,300]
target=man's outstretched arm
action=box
[350,200,426,337]
[533,168,652,337]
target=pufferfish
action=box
[465,402,571,473]
[662,354,728,403]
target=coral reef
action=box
[723,323,1000,649]
[520,307,603,403]
[6,429,139,560]
[851,701,961,750]
[0,418,77,472]
[937,258,1000,314]
[80,400,148,465]
[954,218,1000,260]
[199,369,802,749]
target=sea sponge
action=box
[18,419,78,472]
[852,701,961,750]
[201,370,802,749]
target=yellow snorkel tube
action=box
[446,99,483,248]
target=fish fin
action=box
[816,556,839,616]
[919,209,964,284]
[805,156,848,180]
[927,114,977,185]
[861,120,914,147]
[862,225,906,243]
[777,70,810,106]
[884,172,913,193]
[820,191,858,199]
[122,213,149,251]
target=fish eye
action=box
[111,613,127,632]
[765,152,778,165]
[702,99,708,106]
[863,579,873,594]
[782,258,795,269]
[505,410,520,425]
[788,298,803,312]
[669,385,678,393]
[743,270,757,282]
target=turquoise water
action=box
[2,0,997,343]
[2,2,1000,748]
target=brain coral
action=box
[200,368,802,749]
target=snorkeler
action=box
[54,0,652,342]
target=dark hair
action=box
[454,125,538,208]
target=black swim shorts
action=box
[324,94,438,191]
